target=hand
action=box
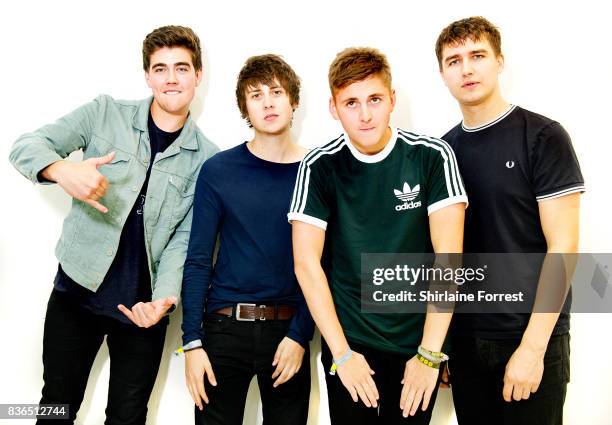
[117,296,176,328]
[503,344,545,402]
[440,362,450,389]
[335,351,379,408]
[400,356,439,417]
[271,337,305,387]
[43,151,115,213]
[185,348,217,410]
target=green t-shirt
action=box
[288,127,467,355]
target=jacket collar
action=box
[132,97,199,151]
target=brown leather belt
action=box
[213,303,296,321]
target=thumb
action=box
[93,151,116,168]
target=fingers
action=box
[195,371,209,405]
[273,365,294,388]
[118,302,162,328]
[521,386,531,400]
[502,382,513,402]
[117,304,136,324]
[94,151,116,168]
[421,388,432,412]
[186,379,203,411]
[356,385,373,408]
[272,346,281,368]
[84,198,108,213]
[203,359,217,387]
[408,389,424,417]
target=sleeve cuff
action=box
[536,184,585,202]
[427,195,469,215]
[182,339,203,351]
[286,330,309,349]
[287,212,328,230]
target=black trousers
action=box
[449,333,570,425]
[321,340,440,425]
[38,289,167,425]
[194,314,311,425]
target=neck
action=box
[150,101,188,132]
[248,128,304,163]
[352,126,392,155]
[460,89,510,128]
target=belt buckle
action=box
[258,304,267,321]
[236,303,256,321]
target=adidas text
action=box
[395,200,422,211]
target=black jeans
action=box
[194,314,311,425]
[449,333,570,425]
[321,340,441,425]
[38,289,167,425]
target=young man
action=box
[181,54,314,425]
[289,48,467,424]
[436,16,584,425]
[9,26,218,424]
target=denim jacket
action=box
[9,95,219,301]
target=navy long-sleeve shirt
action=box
[181,142,314,347]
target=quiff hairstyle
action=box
[235,54,301,128]
[435,16,502,69]
[142,25,202,71]
[328,47,392,96]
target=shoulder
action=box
[516,107,569,143]
[396,128,456,159]
[190,124,220,156]
[299,134,347,170]
[440,123,462,146]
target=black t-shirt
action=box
[54,112,181,323]
[443,105,585,338]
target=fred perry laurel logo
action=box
[394,182,422,211]
[506,161,515,169]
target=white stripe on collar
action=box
[344,127,398,163]
[462,105,517,132]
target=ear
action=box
[389,88,396,112]
[329,96,340,120]
[195,69,203,87]
[144,70,152,89]
[497,54,505,74]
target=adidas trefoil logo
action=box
[394,182,422,211]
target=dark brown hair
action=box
[435,16,502,69]
[142,25,202,71]
[328,47,392,96]
[235,54,301,127]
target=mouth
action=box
[359,127,376,132]
[264,114,279,121]
[163,90,182,95]
[462,81,479,89]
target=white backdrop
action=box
[1,1,611,424]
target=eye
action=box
[251,93,260,99]
[177,66,189,72]
[273,89,283,95]
[370,97,381,104]
[448,59,459,67]
[473,54,484,60]
[346,100,356,108]
[154,68,165,73]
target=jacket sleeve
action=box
[151,147,220,306]
[8,96,102,183]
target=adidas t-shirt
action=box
[288,127,467,355]
[443,105,585,338]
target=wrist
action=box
[330,343,350,360]
[41,160,67,183]
[518,339,547,356]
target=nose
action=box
[461,59,474,76]
[263,92,273,109]
[166,68,178,84]
[359,103,372,123]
